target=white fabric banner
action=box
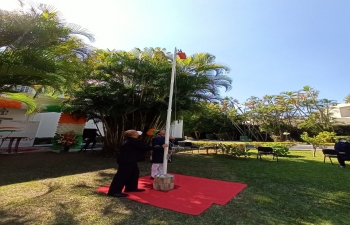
[0,120,40,147]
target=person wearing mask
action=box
[108,130,167,197]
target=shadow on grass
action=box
[0,202,81,225]
[0,210,32,225]
[50,203,81,225]
[0,152,117,186]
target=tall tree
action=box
[65,49,232,154]
[0,3,94,94]
[344,94,350,103]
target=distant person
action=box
[108,130,167,198]
[80,129,99,152]
[334,138,350,168]
[150,129,174,179]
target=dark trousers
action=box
[337,154,350,167]
[82,138,96,149]
[108,163,139,194]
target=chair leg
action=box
[329,157,333,165]
[324,156,326,163]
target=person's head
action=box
[124,130,140,139]
[339,138,347,143]
[158,130,166,137]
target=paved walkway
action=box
[0,144,103,154]
[0,142,334,154]
[188,140,334,150]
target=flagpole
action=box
[163,47,177,174]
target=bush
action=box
[269,145,290,156]
[335,136,350,142]
[219,143,250,158]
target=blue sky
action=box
[2,0,350,103]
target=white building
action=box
[0,90,183,147]
[332,103,350,125]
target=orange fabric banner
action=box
[0,100,22,108]
[58,113,86,124]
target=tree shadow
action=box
[0,152,117,186]
[0,210,32,225]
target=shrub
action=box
[219,143,250,158]
[270,145,290,156]
[335,136,350,142]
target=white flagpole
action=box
[163,47,177,174]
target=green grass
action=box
[0,150,349,225]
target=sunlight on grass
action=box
[252,195,274,204]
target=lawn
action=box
[0,150,349,225]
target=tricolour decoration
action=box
[44,105,62,112]
[0,99,22,109]
[147,128,159,136]
[51,113,86,151]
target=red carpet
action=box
[97,173,247,215]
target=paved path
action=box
[187,140,334,150]
[289,144,333,150]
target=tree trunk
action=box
[312,146,317,157]
[194,131,200,139]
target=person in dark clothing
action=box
[79,129,99,152]
[334,138,350,168]
[108,130,167,198]
[150,130,174,179]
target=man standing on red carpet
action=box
[108,130,167,198]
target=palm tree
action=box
[65,48,233,153]
[344,94,350,103]
[178,53,231,101]
[0,3,94,94]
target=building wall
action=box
[332,103,350,125]
[1,105,183,139]
[31,112,61,137]
[32,112,105,138]
[0,108,28,120]
[0,108,39,147]
[340,106,350,117]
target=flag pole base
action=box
[153,174,175,191]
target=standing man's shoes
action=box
[107,193,129,197]
[124,188,146,192]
